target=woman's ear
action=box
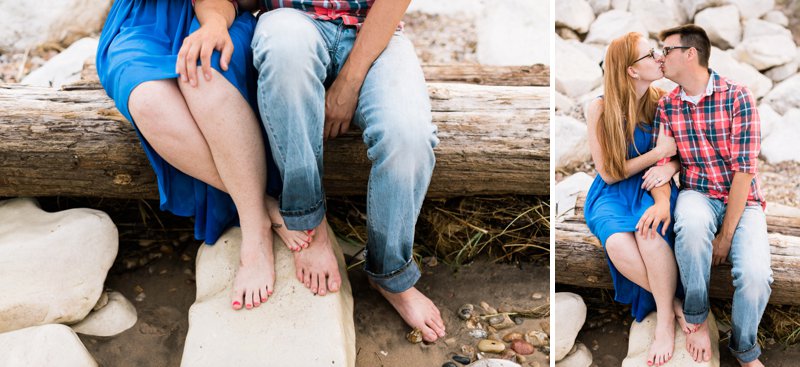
[627,66,639,80]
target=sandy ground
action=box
[79,238,549,367]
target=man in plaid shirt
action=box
[238,0,445,342]
[655,25,771,366]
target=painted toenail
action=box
[232,301,241,307]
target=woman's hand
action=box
[175,16,233,87]
[642,164,674,190]
[655,124,677,159]
[636,201,671,239]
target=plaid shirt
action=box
[654,70,765,208]
[260,1,374,29]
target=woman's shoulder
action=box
[586,97,604,124]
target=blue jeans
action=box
[251,8,438,293]
[673,190,772,362]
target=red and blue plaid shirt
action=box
[259,1,374,29]
[655,70,765,209]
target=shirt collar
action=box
[678,69,718,103]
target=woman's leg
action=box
[605,232,651,290]
[636,232,679,366]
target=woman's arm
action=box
[636,183,672,239]
[176,0,238,87]
[586,98,675,185]
[641,158,680,190]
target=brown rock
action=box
[477,339,505,353]
[511,340,535,355]
[406,328,422,344]
[480,301,497,314]
[503,332,524,342]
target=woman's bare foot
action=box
[293,217,341,296]
[686,319,712,363]
[230,235,276,310]
[265,196,313,252]
[371,282,446,343]
[673,298,693,334]
[647,312,675,366]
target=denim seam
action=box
[279,197,325,217]
[729,341,761,363]
[364,257,416,279]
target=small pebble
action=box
[442,363,457,367]
[502,332,524,342]
[406,328,423,344]
[511,340,535,355]
[480,301,497,314]
[135,292,146,302]
[452,354,471,364]
[526,330,549,347]
[513,317,523,325]
[444,338,457,347]
[380,351,388,357]
[516,355,527,363]
[500,349,517,361]
[488,315,505,326]
[461,345,475,357]
[532,292,543,300]
[458,304,474,320]
[477,339,505,353]
[133,285,144,294]
[469,329,488,339]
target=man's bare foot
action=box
[231,234,276,310]
[371,282,446,343]
[265,196,312,252]
[686,319,712,363]
[738,358,765,367]
[673,298,693,334]
[293,217,341,296]
[647,312,675,366]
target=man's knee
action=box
[733,264,772,302]
[251,9,325,71]
[365,114,437,170]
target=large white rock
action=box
[556,342,593,367]
[556,0,596,34]
[21,37,98,89]
[565,39,606,65]
[555,116,592,170]
[763,74,800,114]
[680,0,728,18]
[554,292,588,361]
[730,0,773,19]
[588,0,611,14]
[0,1,109,52]
[611,0,630,11]
[709,47,772,98]
[477,0,549,65]
[0,324,98,367]
[622,312,720,367]
[694,5,741,49]
[761,109,800,164]
[758,103,781,140]
[554,172,595,219]
[585,10,648,45]
[181,227,355,367]
[0,198,117,333]
[71,291,137,337]
[762,10,789,27]
[734,19,797,70]
[556,37,603,98]
[629,0,686,38]
[764,48,800,83]
[556,91,577,113]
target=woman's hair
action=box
[598,32,664,181]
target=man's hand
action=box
[711,233,732,266]
[324,76,361,140]
[636,201,671,239]
[175,16,233,87]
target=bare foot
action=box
[738,359,765,367]
[293,217,341,296]
[647,312,675,366]
[371,282,446,343]
[230,234,275,310]
[686,319,712,363]
[673,298,693,334]
[265,196,312,252]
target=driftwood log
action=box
[0,64,548,199]
[555,192,800,305]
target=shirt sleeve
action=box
[192,0,240,16]
[730,87,760,173]
[654,98,672,167]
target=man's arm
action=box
[324,0,412,140]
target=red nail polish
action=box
[232,301,241,307]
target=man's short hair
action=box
[659,24,711,68]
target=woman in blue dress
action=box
[584,32,685,366]
[96,0,311,311]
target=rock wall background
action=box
[555,0,800,208]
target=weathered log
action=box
[0,66,548,199]
[556,193,800,305]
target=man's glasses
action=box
[662,45,692,56]
[631,48,663,65]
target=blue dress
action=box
[96,0,281,244]
[584,121,679,322]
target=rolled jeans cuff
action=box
[683,307,709,326]
[281,197,326,231]
[731,342,762,363]
[366,258,421,294]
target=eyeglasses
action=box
[662,45,692,56]
[631,48,662,65]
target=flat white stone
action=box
[554,172,595,219]
[554,292,588,361]
[764,48,800,83]
[556,91,577,113]
[758,103,781,140]
[555,116,592,170]
[477,0,549,65]
[762,10,789,27]
[0,198,117,333]
[709,47,772,98]
[695,5,741,49]
[763,74,800,114]
[556,342,593,367]
[680,0,728,18]
[585,10,648,46]
[556,0,596,34]
[0,1,108,52]
[181,227,355,367]
[588,0,611,15]
[761,108,800,164]
[730,0,773,19]
[629,0,686,38]
[0,324,98,367]
[556,37,603,98]
[611,0,630,11]
[565,39,606,65]
[71,291,137,337]
[21,37,98,88]
[622,311,720,367]
[734,19,796,70]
